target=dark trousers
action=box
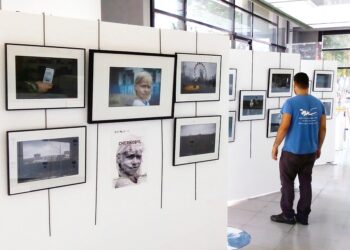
[279,151,316,220]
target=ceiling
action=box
[263,0,350,29]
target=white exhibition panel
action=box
[160,29,197,210]
[44,15,98,126]
[43,15,99,243]
[0,10,228,250]
[100,21,160,53]
[194,32,229,250]
[228,50,302,201]
[228,52,337,202]
[0,11,49,249]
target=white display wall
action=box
[227,50,337,202]
[0,11,229,250]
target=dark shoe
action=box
[295,214,309,225]
[270,213,296,225]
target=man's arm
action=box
[316,115,327,159]
[272,113,292,160]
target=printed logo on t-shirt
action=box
[298,108,318,125]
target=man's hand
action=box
[316,148,321,159]
[36,81,53,93]
[272,145,278,161]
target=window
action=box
[187,0,234,31]
[253,3,277,23]
[235,0,252,11]
[323,50,350,67]
[235,8,252,37]
[154,13,185,30]
[152,0,287,51]
[278,17,287,46]
[154,0,184,16]
[253,17,277,44]
[187,21,228,34]
[323,34,350,50]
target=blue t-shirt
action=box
[281,95,325,155]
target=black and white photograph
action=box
[268,68,294,97]
[113,136,147,188]
[239,90,266,121]
[6,43,85,110]
[228,111,236,142]
[313,70,334,92]
[175,53,221,102]
[104,120,161,189]
[229,68,237,101]
[174,116,221,166]
[267,109,282,138]
[88,50,175,123]
[7,126,86,195]
[321,99,334,119]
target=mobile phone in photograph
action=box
[43,68,55,84]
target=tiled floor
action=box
[228,148,350,249]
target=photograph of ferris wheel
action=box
[181,61,217,94]
[175,53,221,102]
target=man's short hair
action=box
[294,72,309,89]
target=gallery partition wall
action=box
[0,10,230,250]
[151,0,288,52]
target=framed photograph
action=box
[175,53,221,102]
[313,70,334,92]
[88,50,175,123]
[267,109,282,138]
[7,126,86,195]
[321,99,334,119]
[6,43,85,110]
[268,68,294,97]
[238,90,266,121]
[173,116,221,166]
[229,68,237,101]
[228,111,236,142]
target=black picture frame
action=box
[228,111,236,142]
[175,53,222,103]
[267,108,282,138]
[5,43,86,110]
[238,90,267,121]
[320,98,334,120]
[88,49,176,123]
[313,70,334,92]
[267,68,294,98]
[173,115,221,166]
[7,126,87,195]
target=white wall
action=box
[1,0,101,20]
[227,51,337,202]
[0,10,229,250]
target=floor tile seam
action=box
[311,179,331,204]
[230,205,269,214]
[241,210,261,228]
[288,231,344,242]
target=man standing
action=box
[271,72,327,225]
